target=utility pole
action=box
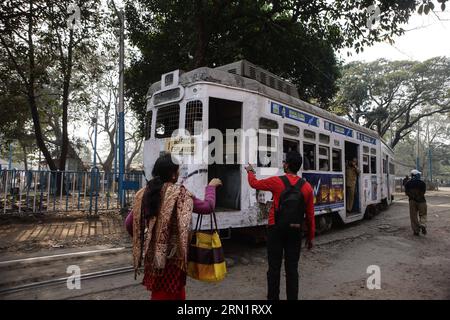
[8,142,12,170]
[89,91,100,215]
[416,119,420,171]
[110,1,126,209]
[427,118,432,182]
[93,91,100,169]
[118,9,126,208]
[114,106,118,180]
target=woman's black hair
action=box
[143,153,179,218]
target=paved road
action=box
[1,189,449,300]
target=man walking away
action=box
[405,169,427,236]
[245,151,315,300]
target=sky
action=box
[339,10,450,62]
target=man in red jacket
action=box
[245,151,315,300]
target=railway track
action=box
[0,265,134,296]
[0,246,136,298]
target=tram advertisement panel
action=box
[303,173,345,211]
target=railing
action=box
[0,169,144,215]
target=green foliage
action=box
[124,0,420,133]
[333,57,450,148]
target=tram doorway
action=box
[208,97,242,210]
[344,141,360,215]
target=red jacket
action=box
[247,171,315,241]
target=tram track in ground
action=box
[0,246,135,298]
[0,265,134,296]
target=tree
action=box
[125,0,428,130]
[332,57,450,148]
[394,113,450,179]
[0,0,103,171]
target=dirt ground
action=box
[1,188,449,300]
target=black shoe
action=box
[421,226,427,235]
[413,231,420,236]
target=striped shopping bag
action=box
[187,211,227,282]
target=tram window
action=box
[304,129,316,141]
[155,104,180,138]
[363,146,369,153]
[283,139,299,161]
[319,146,330,171]
[319,134,330,144]
[363,155,369,173]
[260,72,266,85]
[259,118,278,130]
[382,159,387,174]
[269,77,275,88]
[303,142,316,171]
[258,118,278,167]
[332,149,342,172]
[145,110,153,140]
[389,163,395,174]
[334,140,340,147]
[371,148,376,155]
[185,100,203,135]
[370,156,377,174]
[283,124,300,137]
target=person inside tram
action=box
[345,157,360,213]
[303,154,311,170]
[125,153,222,300]
[303,147,315,171]
[319,160,329,171]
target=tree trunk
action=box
[193,1,208,68]
[126,138,143,172]
[27,0,57,171]
[58,29,74,172]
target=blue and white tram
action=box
[142,60,395,232]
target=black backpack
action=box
[275,176,306,229]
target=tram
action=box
[142,60,396,233]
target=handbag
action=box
[187,211,227,282]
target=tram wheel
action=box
[315,214,333,235]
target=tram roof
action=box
[147,65,380,139]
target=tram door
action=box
[208,97,242,211]
[344,141,360,215]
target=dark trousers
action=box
[266,225,302,300]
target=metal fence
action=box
[0,169,144,215]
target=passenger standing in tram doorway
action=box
[345,157,360,213]
[125,153,223,300]
[245,151,315,300]
[405,169,427,236]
